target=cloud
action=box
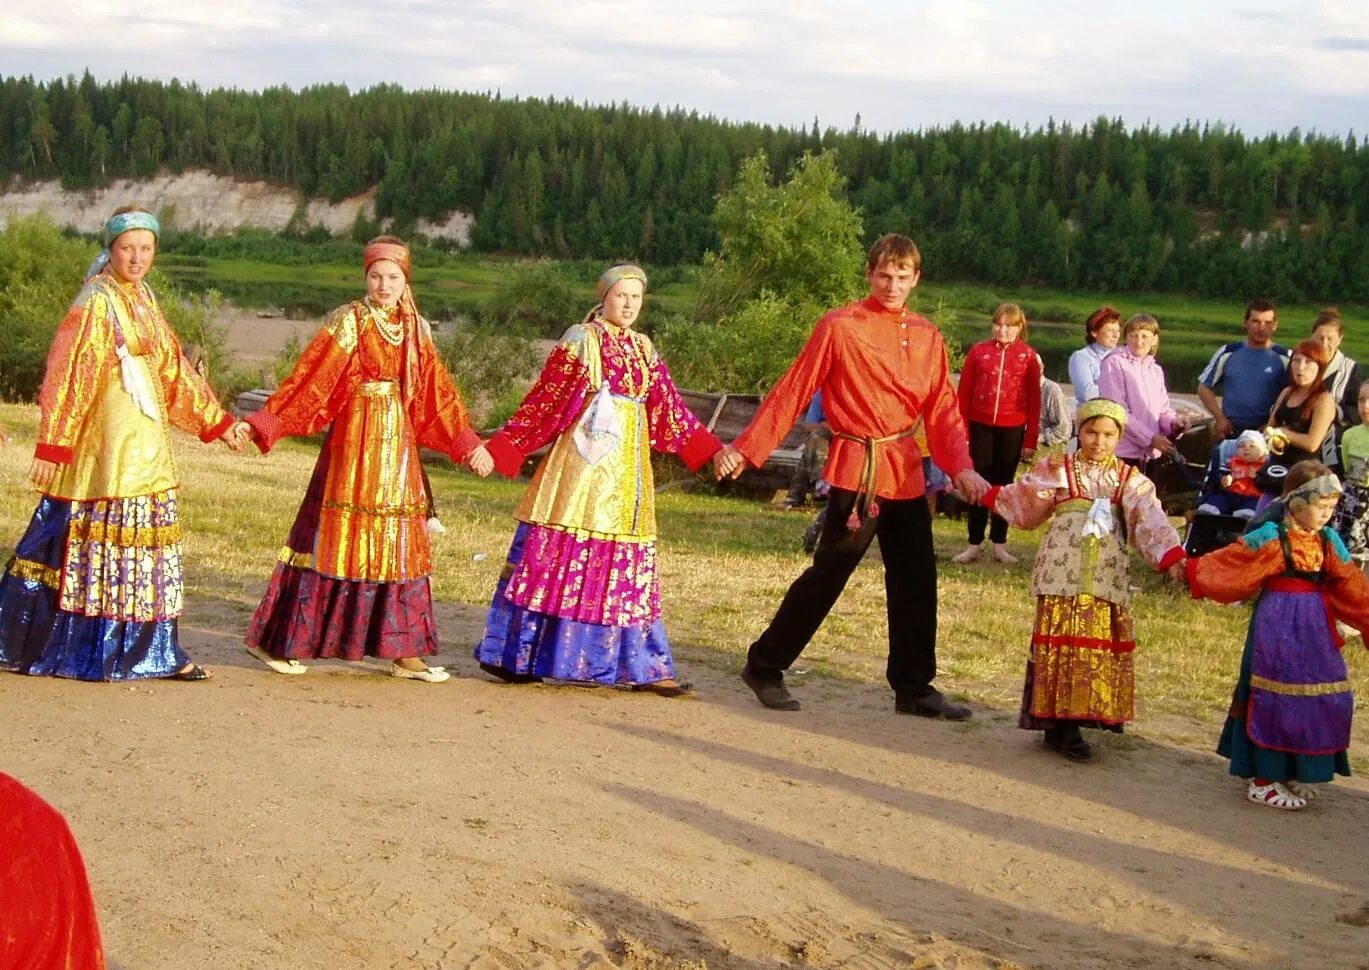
[1317,36,1369,50]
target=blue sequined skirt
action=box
[0,496,189,681]
[474,523,676,685]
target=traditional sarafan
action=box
[985,400,1185,760]
[476,265,720,690]
[244,238,480,680]
[0,209,238,681]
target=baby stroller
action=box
[1182,437,1282,556]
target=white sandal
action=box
[1283,780,1321,800]
[1247,780,1306,811]
[245,645,307,676]
[390,662,450,683]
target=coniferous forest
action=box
[3,72,1369,301]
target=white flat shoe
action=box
[246,645,307,676]
[390,662,450,683]
[1247,780,1305,811]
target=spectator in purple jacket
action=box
[1098,314,1189,467]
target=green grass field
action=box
[3,399,1364,771]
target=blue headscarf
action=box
[85,210,161,281]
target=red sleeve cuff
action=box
[486,431,525,478]
[1157,546,1185,572]
[34,442,74,465]
[679,427,722,473]
[200,412,236,443]
[981,484,1003,508]
[448,427,481,464]
[246,409,283,454]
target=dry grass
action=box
[2,400,1366,771]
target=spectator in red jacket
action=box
[953,303,1042,564]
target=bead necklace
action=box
[365,300,405,346]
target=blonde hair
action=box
[1123,313,1160,354]
[992,303,1027,340]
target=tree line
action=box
[4,72,1369,301]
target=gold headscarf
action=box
[1077,398,1127,431]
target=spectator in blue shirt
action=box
[1197,300,1291,440]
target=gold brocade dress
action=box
[991,455,1184,730]
[244,300,479,661]
[0,271,234,680]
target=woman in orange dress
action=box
[243,236,490,682]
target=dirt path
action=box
[5,593,1368,969]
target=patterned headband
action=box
[103,210,160,247]
[596,263,648,300]
[1077,398,1127,432]
[1285,473,1342,512]
[364,242,411,280]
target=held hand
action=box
[713,445,746,481]
[1166,560,1188,585]
[29,457,57,491]
[954,469,990,504]
[467,445,495,478]
[1020,446,1036,464]
[222,421,252,453]
[1151,433,1177,457]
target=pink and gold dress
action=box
[477,317,720,684]
[988,454,1185,731]
[245,300,479,660]
[0,270,234,680]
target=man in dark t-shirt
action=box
[1197,299,1291,440]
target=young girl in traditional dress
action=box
[469,264,722,694]
[953,303,1042,565]
[1186,460,1369,810]
[243,236,489,683]
[980,398,1187,761]
[0,206,248,682]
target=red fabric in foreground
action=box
[0,773,105,970]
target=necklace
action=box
[366,301,405,346]
[600,318,648,397]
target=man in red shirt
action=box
[716,234,988,716]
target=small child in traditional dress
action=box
[1186,460,1369,810]
[1331,383,1369,565]
[979,398,1186,761]
[953,303,1042,565]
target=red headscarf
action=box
[0,774,105,969]
[362,240,425,407]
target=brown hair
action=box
[111,204,152,217]
[992,303,1028,340]
[866,233,922,273]
[1312,307,1343,336]
[1245,298,1277,322]
[1282,459,1334,496]
[1084,306,1122,345]
[367,234,408,248]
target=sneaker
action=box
[740,664,800,711]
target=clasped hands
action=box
[220,420,253,452]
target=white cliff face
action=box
[0,170,473,244]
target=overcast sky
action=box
[7,0,1369,138]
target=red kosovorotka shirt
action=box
[957,338,1043,448]
[732,297,972,501]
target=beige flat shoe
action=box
[390,662,450,683]
[951,545,982,564]
[245,645,307,676]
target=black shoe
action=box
[1054,725,1093,762]
[895,689,972,721]
[479,661,542,684]
[741,665,800,711]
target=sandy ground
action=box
[5,308,1369,968]
[5,594,1369,970]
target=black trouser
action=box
[966,421,1024,545]
[421,465,439,519]
[747,488,938,694]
